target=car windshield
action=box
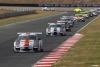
[63,23,68,26]
[49,24,62,28]
[17,35,37,40]
[61,18,71,20]
[93,11,96,12]
[97,9,100,11]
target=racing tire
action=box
[69,28,71,31]
[64,33,67,36]
[46,35,49,36]
[36,46,43,52]
[40,48,43,52]
[60,33,64,36]
[82,20,85,22]
[13,47,18,53]
[13,49,18,53]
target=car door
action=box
[34,36,39,46]
[62,25,66,33]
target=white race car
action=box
[14,32,43,52]
[95,8,100,12]
[46,23,66,36]
[90,10,97,16]
[42,7,55,11]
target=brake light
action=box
[57,20,60,22]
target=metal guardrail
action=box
[0,10,36,19]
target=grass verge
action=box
[0,10,61,26]
[52,16,100,67]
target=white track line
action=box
[77,14,100,33]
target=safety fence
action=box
[0,3,100,7]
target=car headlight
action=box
[14,42,20,47]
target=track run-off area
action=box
[0,7,99,67]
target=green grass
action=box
[52,17,100,67]
[0,11,61,26]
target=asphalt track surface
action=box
[0,10,99,67]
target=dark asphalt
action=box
[0,11,98,67]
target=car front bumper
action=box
[47,32,64,36]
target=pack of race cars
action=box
[14,8,100,52]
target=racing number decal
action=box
[25,40,29,49]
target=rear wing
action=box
[17,32,42,35]
[57,22,65,24]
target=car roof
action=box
[48,23,56,25]
[56,22,65,24]
[17,32,42,36]
[61,17,71,19]
[48,23,64,27]
[19,33,36,36]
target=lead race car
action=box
[14,32,43,52]
[46,23,67,36]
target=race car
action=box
[86,11,93,17]
[90,10,97,16]
[14,32,43,52]
[46,23,66,36]
[74,7,85,13]
[95,8,100,13]
[60,16,76,22]
[42,7,55,11]
[60,17,75,27]
[57,22,71,31]
[80,12,89,18]
[74,14,85,22]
